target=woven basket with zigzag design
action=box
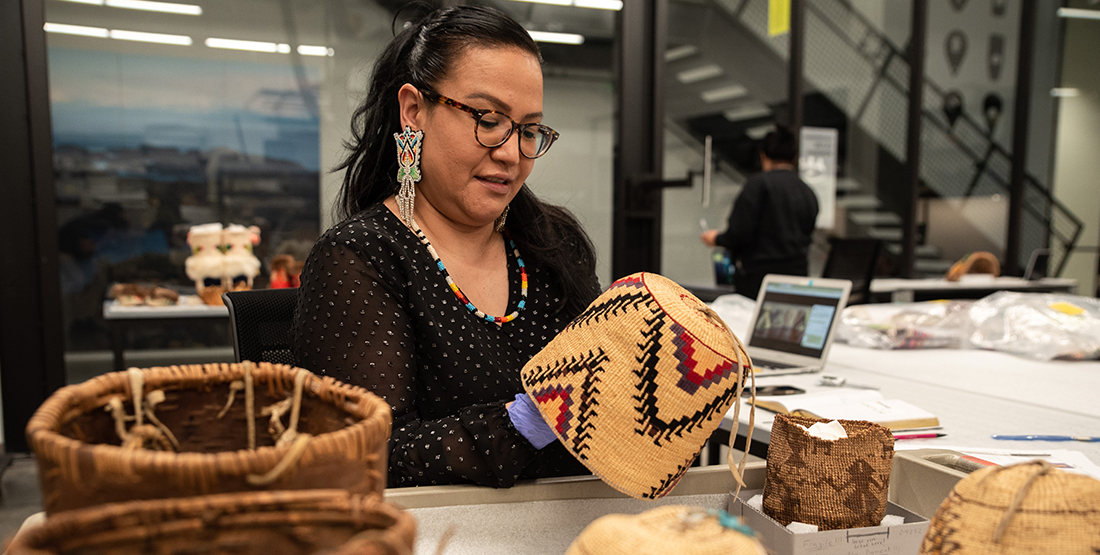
[520,272,751,500]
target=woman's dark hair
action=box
[761,125,797,163]
[336,4,600,315]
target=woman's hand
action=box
[700,229,718,247]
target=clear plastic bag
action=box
[964,291,1100,361]
[837,300,973,350]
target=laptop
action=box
[744,274,852,376]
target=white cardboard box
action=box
[728,489,930,555]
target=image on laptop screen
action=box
[749,281,846,359]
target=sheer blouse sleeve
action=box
[293,233,543,488]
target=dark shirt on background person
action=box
[701,126,819,299]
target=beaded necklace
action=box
[408,219,527,324]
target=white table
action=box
[709,298,1100,465]
[103,300,229,372]
[869,276,1077,302]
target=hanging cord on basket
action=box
[274,369,308,447]
[695,305,756,497]
[246,369,313,486]
[243,360,256,450]
[143,389,180,451]
[105,368,177,451]
[216,380,245,419]
[989,460,1056,543]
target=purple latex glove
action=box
[507,393,558,449]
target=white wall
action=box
[1051,6,1100,296]
[531,77,615,289]
[661,130,743,287]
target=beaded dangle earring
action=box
[394,125,424,227]
[494,205,509,233]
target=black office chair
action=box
[222,288,299,364]
[821,237,882,305]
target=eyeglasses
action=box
[419,89,559,159]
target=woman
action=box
[293,5,601,489]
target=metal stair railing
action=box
[712,0,1083,275]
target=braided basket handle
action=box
[693,304,756,496]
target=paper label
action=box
[768,0,791,36]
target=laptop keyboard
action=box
[754,359,797,370]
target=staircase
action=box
[663,0,1083,277]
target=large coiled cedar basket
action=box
[5,490,415,555]
[26,362,391,514]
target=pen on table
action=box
[893,432,947,440]
[991,434,1100,442]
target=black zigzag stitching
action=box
[631,312,667,444]
[525,348,608,386]
[646,461,692,499]
[632,314,741,446]
[567,289,653,330]
[570,350,608,459]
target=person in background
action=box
[292,5,600,489]
[700,126,819,299]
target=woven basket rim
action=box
[14,489,413,552]
[774,413,893,441]
[641,273,749,365]
[25,362,391,472]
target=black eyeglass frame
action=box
[418,89,560,159]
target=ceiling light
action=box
[701,84,748,103]
[527,30,585,45]
[746,124,774,140]
[1051,88,1080,97]
[205,37,285,53]
[665,44,699,62]
[1057,7,1100,19]
[676,64,723,84]
[44,22,110,37]
[298,45,334,57]
[574,0,622,9]
[109,29,192,45]
[58,0,202,15]
[105,0,202,15]
[511,0,571,5]
[723,104,772,121]
[508,0,621,9]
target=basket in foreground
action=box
[6,489,415,555]
[27,362,392,514]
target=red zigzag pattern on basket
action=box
[633,309,740,448]
[670,322,735,394]
[526,349,607,458]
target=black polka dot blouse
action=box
[293,204,592,488]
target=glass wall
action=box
[660,0,915,287]
[661,0,1071,290]
[44,0,615,381]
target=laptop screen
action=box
[748,281,846,358]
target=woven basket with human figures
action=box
[26,362,391,514]
[762,414,894,530]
